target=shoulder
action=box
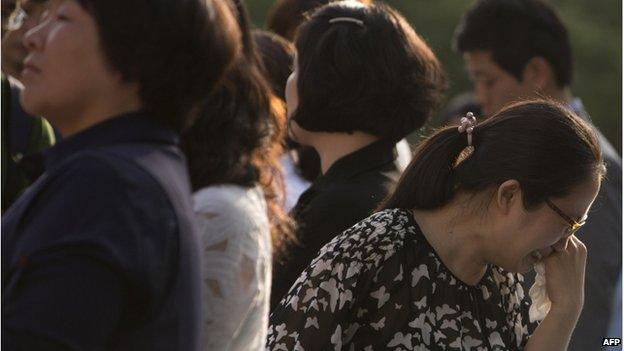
[15,152,179,260]
[194,184,269,239]
[58,151,164,192]
[194,185,266,218]
[271,208,419,330]
[42,151,174,221]
[300,180,393,221]
[312,209,417,272]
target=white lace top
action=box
[193,185,271,350]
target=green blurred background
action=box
[246,0,622,153]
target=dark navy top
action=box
[1,111,202,351]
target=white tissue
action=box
[529,262,552,322]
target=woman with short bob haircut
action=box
[268,100,603,350]
[2,0,240,349]
[271,0,445,308]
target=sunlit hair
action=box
[252,29,295,101]
[291,1,446,142]
[381,99,604,211]
[267,0,373,40]
[180,0,296,257]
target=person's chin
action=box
[19,88,44,116]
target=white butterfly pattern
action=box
[387,332,413,349]
[370,286,390,308]
[266,209,538,351]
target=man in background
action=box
[454,0,622,349]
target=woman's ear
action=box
[495,179,522,215]
[522,56,551,91]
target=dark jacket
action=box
[2,112,202,351]
[568,100,622,351]
[521,99,622,350]
[271,140,401,308]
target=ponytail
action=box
[380,126,471,210]
[380,99,603,212]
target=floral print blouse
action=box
[267,209,538,350]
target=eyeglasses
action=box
[545,199,586,237]
[3,5,28,31]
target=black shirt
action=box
[271,139,401,308]
[2,112,203,351]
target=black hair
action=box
[292,1,445,142]
[252,29,295,101]
[75,0,241,132]
[454,0,572,87]
[381,100,604,211]
[251,29,321,183]
[180,0,295,257]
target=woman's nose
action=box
[23,20,44,52]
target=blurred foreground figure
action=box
[1,0,56,212]
[1,0,240,349]
[454,1,622,348]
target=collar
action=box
[319,139,397,183]
[291,139,398,216]
[40,110,178,172]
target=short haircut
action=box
[75,0,241,132]
[267,0,372,40]
[292,1,445,142]
[252,29,295,101]
[454,0,572,87]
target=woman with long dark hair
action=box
[179,1,294,349]
[267,100,603,350]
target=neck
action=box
[51,90,143,138]
[311,132,379,174]
[412,197,490,286]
